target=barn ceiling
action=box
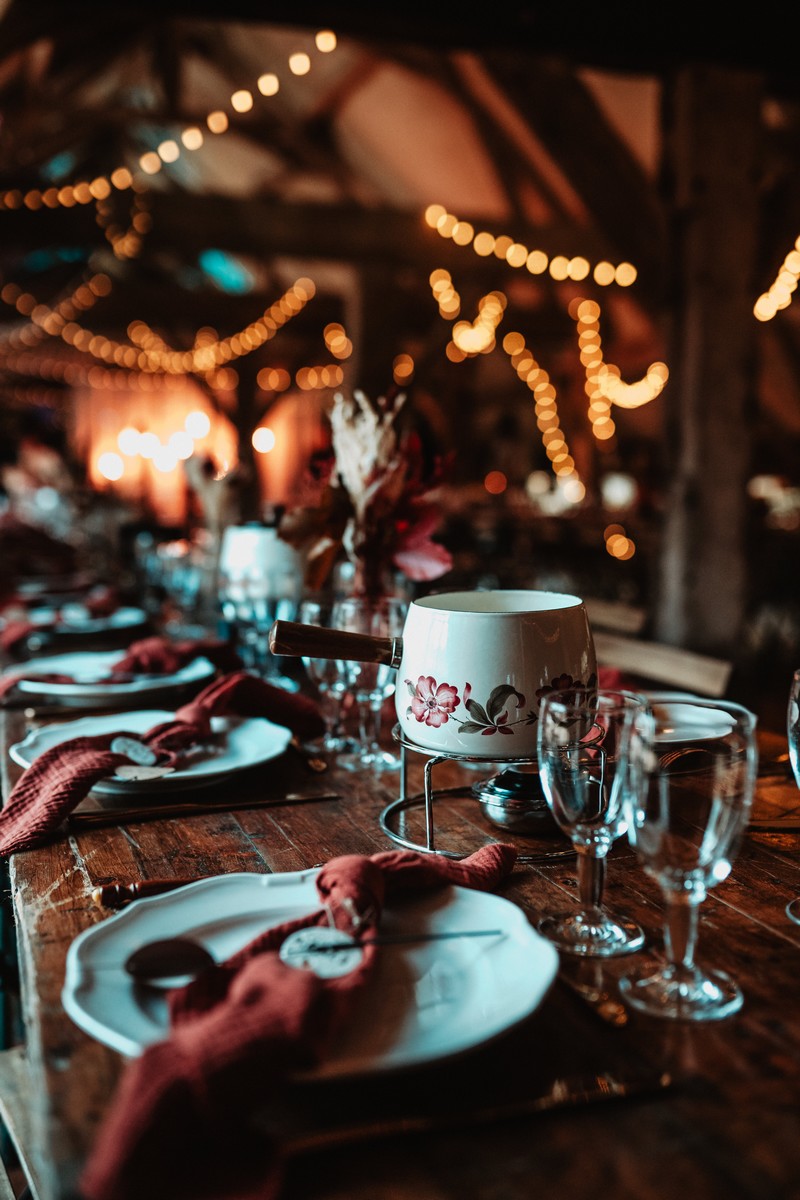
[1,1,799,454]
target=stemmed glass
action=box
[785,668,800,924]
[217,569,300,692]
[536,687,648,956]
[296,597,355,754]
[330,594,407,772]
[619,697,758,1020]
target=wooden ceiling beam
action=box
[478,51,669,298]
[0,192,603,275]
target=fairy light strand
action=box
[0,31,338,211]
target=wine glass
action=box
[218,570,300,691]
[619,696,758,1020]
[785,669,800,925]
[296,597,355,754]
[536,687,648,956]
[330,594,407,772]
[217,525,302,692]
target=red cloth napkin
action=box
[110,635,243,677]
[0,664,75,701]
[597,666,642,692]
[0,671,324,856]
[0,619,41,654]
[80,842,518,1200]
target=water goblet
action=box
[619,697,758,1020]
[330,594,407,772]
[296,597,355,754]
[217,570,300,692]
[536,687,648,956]
[785,668,800,925]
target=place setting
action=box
[0,627,249,710]
[67,842,563,1200]
[0,648,218,710]
[0,588,150,658]
[61,850,557,1073]
[0,665,329,853]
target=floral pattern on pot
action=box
[404,672,598,739]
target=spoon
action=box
[124,937,216,988]
[123,927,506,988]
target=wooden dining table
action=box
[2,643,800,1200]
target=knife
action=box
[68,791,340,829]
[281,1069,674,1154]
[558,973,629,1027]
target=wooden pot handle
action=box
[269,620,402,667]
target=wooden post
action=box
[655,66,762,655]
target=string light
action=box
[755,235,800,321]
[0,31,338,211]
[502,330,581,487]
[323,322,353,360]
[0,280,346,397]
[569,296,669,445]
[604,522,636,560]
[425,204,638,285]
[392,353,414,386]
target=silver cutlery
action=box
[281,929,506,955]
[68,790,341,829]
[516,848,577,864]
[281,1068,675,1154]
[558,973,629,1027]
[119,927,508,987]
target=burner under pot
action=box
[471,765,559,835]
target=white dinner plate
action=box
[643,692,749,742]
[62,870,557,1077]
[10,709,293,794]
[11,604,149,635]
[3,649,216,707]
[16,572,96,599]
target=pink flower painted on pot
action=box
[405,676,461,727]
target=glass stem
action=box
[367,701,383,753]
[577,849,606,914]
[355,701,374,755]
[319,690,342,738]
[662,892,701,974]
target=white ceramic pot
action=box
[219,525,303,602]
[271,589,597,760]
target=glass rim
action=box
[538,687,647,713]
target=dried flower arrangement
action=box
[279,388,453,598]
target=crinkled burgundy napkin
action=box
[0,670,324,856]
[109,635,243,677]
[0,619,45,655]
[79,842,518,1200]
[0,663,75,701]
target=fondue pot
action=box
[270,589,597,760]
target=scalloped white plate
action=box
[62,869,557,1078]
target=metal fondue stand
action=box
[380,725,564,860]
